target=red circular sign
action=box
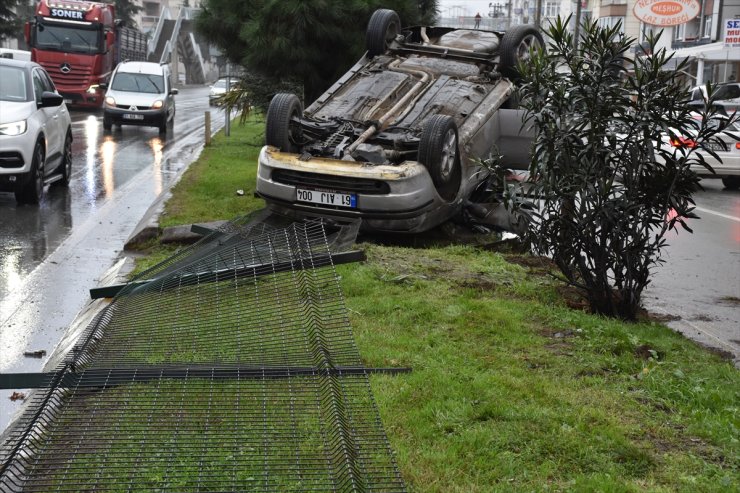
[633,0,700,26]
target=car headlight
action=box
[105,96,116,106]
[152,100,163,109]
[0,120,27,136]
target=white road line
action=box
[695,206,740,223]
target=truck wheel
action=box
[418,114,461,201]
[57,129,72,187]
[366,9,401,57]
[722,176,740,189]
[499,24,544,81]
[15,140,45,204]
[265,93,303,153]
[103,114,112,132]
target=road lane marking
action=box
[695,206,740,223]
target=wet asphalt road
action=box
[0,88,737,431]
[0,86,225,430]
[643,180,740,363]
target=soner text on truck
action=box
[25,0,148,108]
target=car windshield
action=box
[713,84,740,100]
[213,79,230,89]
[34,22,101,55]
[0,66,29,102]
[111,72,165,94]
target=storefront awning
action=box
[672,42,740,62]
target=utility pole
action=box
[534,0,542,27]
[574,0,583,47]
[224,62,230,137]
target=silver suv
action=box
[0,58,72,204]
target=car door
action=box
[32,68,62,174]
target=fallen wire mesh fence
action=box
[0,212,407,492]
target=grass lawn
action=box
[131,119,739,492]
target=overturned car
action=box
[256,9,541,233]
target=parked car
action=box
[688,83,740,115]
[0,58,72,204]
[663,113,740,189]
[209,77,235,106]
[256,9,541,233]
[101,61,177,134]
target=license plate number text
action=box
[296,189,356,208]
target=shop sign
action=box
[725,20,740,47]
[633,0,700,26]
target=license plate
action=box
[63,99,73,104]
[705,142,727,152]
[123,113,144,120]
[296,188,356,208]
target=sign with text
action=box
[725,20,740,47]
[633,0,700,26]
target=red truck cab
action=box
[25,0,116,108]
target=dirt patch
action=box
[503,254,556,273]
[644,311,682,323]
[718,296,740,305]
[634,344,664,361]
[555,284,591,311]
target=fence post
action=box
[205,111,211,146]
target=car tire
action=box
[499,24,544,81]
[103,114,112,132]
[158,116,167,134]
[722,176,740,189]
[366,9,402,58]
[265,93,303,153]
[15,140,45,204]
[57,129,73,187]
[418,114,461,201]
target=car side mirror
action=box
[170,88,178,95]
[98,82,108,90]
[39,91,63,108]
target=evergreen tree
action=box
[0,0,20,42]
[114,0,142,28]
[197,1,438,104]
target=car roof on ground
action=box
[117,61,167,75]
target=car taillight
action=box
[670,137,697,148]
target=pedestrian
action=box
[474,12,482,29]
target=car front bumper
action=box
[690,158,740,178]
[256,146,457,233]
[105,106,167,127]
[0,135,31,170]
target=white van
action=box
[0,48,32,61]
[101,61,177,133]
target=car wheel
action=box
[265,93,303,153]
[366,9,401,57]
[158,116,167,134]
[103,114,112,132]
[57,129,72,187]
[722,176,740,189]
[15,140,45,204]
[499,24,544,81]
[418,114,461,201]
